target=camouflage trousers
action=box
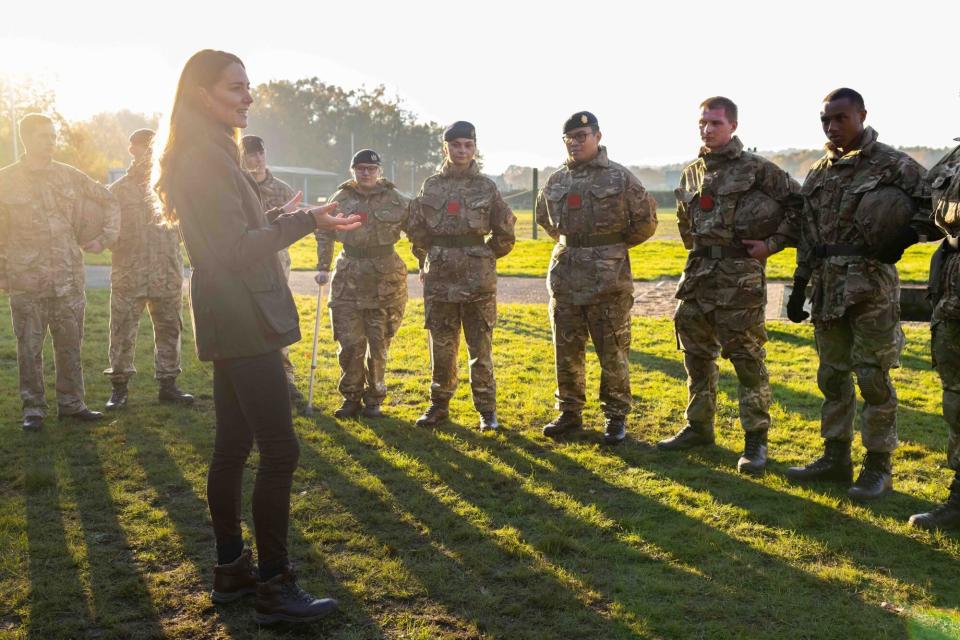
[9,291,87,417]
[330,302,405,405]
[549,293,633,417]
[425,295,497,412]
[932,319,960,470]
[813,298,904,453]
[279,255,295,385]
[675,300,771,433]
[104,290,183,384]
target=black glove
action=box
[873,227,919,264]
[787,276,809,323]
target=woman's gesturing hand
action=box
[308,202,363,232]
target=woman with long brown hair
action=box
[154,49,361,625]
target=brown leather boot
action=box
[255,567,339,625]
[211,548,258,604]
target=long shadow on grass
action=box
[440,410,958,618]
[363,418,907,639]
[23,434,93,639]
[629,348,948,461]
[609,438,960,611]
[121,416,383,639]
[56,428,167,638]
[298,417,642,639]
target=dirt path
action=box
[83,266,789,319]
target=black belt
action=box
[559,232,625,248]
[690,245,750,259]
[342,244,395,259]
[432,235,485,248]
[813,243,869,258]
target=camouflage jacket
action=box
[0,158,120,297]
[796,127,929,322]
[674,137,800,310]
[409,161,516,303]
[256,170,296,270]
[109,160,183,297]
[927,142,960,322]
[317,179,411,309]
[536,146,658,305]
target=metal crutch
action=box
[304,283,326,416]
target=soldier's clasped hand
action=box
[741,239,772,260]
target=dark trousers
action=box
[208,350,300,570]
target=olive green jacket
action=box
[171,132,316,361]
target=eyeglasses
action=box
[562,131,594,145]
[353,166,381,175]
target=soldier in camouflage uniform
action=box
[0,113,120,431]
[104,128,193,409]
[536,111,658,444]
[241,135,303,406]
[783,89,931,500]
[316,149,410,419]
[408,121,516,432]
[657,97,800,475]
[910,141,960,530]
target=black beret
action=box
[351,149,382,167]
[443,121,476,142]
[563,111,599,134]
[241,135,264,154]
[128,128,155,145]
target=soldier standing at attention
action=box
[779,88,931,500]
[0,113,120,431]
[910,140,960,530]
[104,128,194,409]
[536,111,658,445]
[407,121,516,432]
[316,149,410,419]
[241,135,304,408]
[657,97,800,475]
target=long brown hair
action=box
[153,49,245,223]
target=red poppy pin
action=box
[699,194,715,211]
[567,193,582,209]
[446,200,461,214]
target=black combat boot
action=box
[211,548,258,604]
[333,400,362,419]
[158,378,195,405]
[910,473,960,531]
[848,451,893,501]
[105,381,128,410]
[415,401,449,428]
[58,408,105,421]
[656,424,715,451]
[785,439,853,484]
[254,566,339,625]
[479,411,499,432]
[22,415,43,432]
[603,415,626,445]
[542,411,583,438]
[737,430,768,476]
[361,403,383,419]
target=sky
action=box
[2,0,958,173]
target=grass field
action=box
[83,210,939,284]
[2,291,960,638]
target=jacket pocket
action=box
[241,267,298,334]
[417,193,446,229]
[589,182,625,231]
